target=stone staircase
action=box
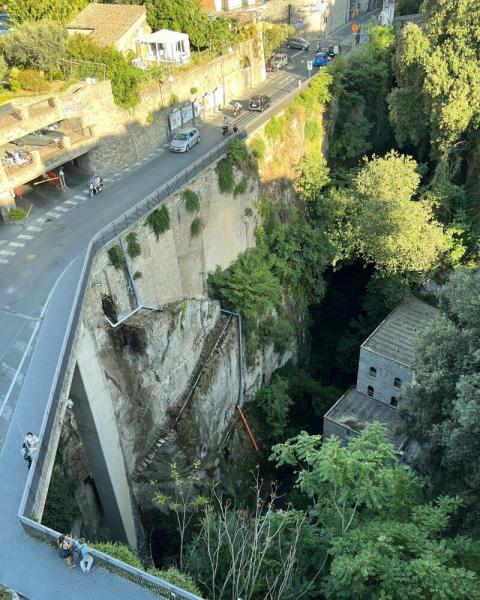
[132,313,233,480]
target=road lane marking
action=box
[27,226,41,232]
[54,205,69,212]
[64,200,78,205]
[17,235,33,240]
[0,250,15,255]
[45,212,61,218]
[36,218,47,223]
[74,194,85,200]
[0,259,8,263]
[9,242,24,248]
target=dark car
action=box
[287,37,310,51]
[248,95,271,112]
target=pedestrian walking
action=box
[21,432,39,469]
[58,166,67,190]
[57,534,75,569]
[75,538,94,573]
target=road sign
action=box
[307,60,313,71]
[351,22,360,33]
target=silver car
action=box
[169,127,200,153]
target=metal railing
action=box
[17,73,311,597]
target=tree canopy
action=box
[6,0,88,25]
[402,268,480,496]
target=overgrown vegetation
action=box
[8,207,27,222]
[146,205,170,240]
[181,189,200,213]
[125,232,141,259]
[42,459,80,533]
[108,245,126,270]
[215,158,235,194]
[190,217,204,238]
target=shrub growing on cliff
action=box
[126,232,141,259]
[147,567,202,596]
[190,217,204,238]
[90,542,143,569]
[108,244,126,270]
[181,189,200,212]
[215,158,235,194]
[255,375,293,441]
[146,205,170,240]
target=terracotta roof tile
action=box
[67,2,146,47]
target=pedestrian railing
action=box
[17,73,311,598]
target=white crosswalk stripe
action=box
[36,218,47,223]
[9,242,24,248]
[0,258,8,263]
[45,212,61,218]
[0,250,15,255]
[64,200,78,205]
[17,235,33,240]
[74,194,85,200]
[27,226,41,232]
[54,206,69,212]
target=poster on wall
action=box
[168,108,182,131]
[181,103,193,124]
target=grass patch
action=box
[215,158,235,194]
[265,114,285,142]
[90,542,143,569]
[181,189,200,212]
[126,232,141,258]
[8,207,27,222]
[108,245,126,270]
[191,216,204,237]
[169,93,179,106]
[234,177,248,196]
[227,139,249,163]
[146,205,170,239]
[249,135,267,163]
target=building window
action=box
[369,367,377,377]
[394,377,402,388]
[367,386,374,397]
[390,396,398,407]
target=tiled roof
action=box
[66,3,146,47]
[361,295,438,366]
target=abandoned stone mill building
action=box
[324,295,439,456]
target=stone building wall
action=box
[262,0,350,33]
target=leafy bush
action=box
[181,189,200,212]
[10,69,48,92]
[133,270,142,280]
[108,245,126,270]
[209,249,283,320]
[67,35,142,108]
[255,375,293,441]
[8,0,87,25]
[234,177,248,196]
[190,216,204,237]
[42,463,80,533]
[258,316,293,353]
[90,542,143,569]
[215,158,235,193]
[169,93,179,106]
[263,23,295,59]
[147,567,202,597]
[2,20,66,73]
[8,207,27,221]
[190,86,198,95]
[146,205,170,239]
[126,232,141,258]
[249,135,266,163]
[227,139,249,164]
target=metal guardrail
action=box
[16,73,311,597]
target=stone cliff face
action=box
[53,161,294,550]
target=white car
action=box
[169,127,200,152]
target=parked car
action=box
[248,95,271,112]
[39,129,67,144]
[313,51,331,67]
[13,132,56,147]
[169,127,200,152]
[287,37,310,51]
[327,44,341,58]
[266,53,288,72]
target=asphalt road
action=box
[0,13,377,449]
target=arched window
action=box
[369,366,377,377]
[367,385,374,397]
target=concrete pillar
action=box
[71,323,139,549]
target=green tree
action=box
[402,268,480,495]
[271,423,403,536]
[208,249,283,321]
[351,151,445,279]
[263,23,294,59]
[254,375,293,442]
[7,0,88,25]
[323,497,480,600]
[2,20,66,73]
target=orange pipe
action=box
[236,404,259,453]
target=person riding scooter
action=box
[89,175,103,197]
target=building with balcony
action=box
[324,295,438,452]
